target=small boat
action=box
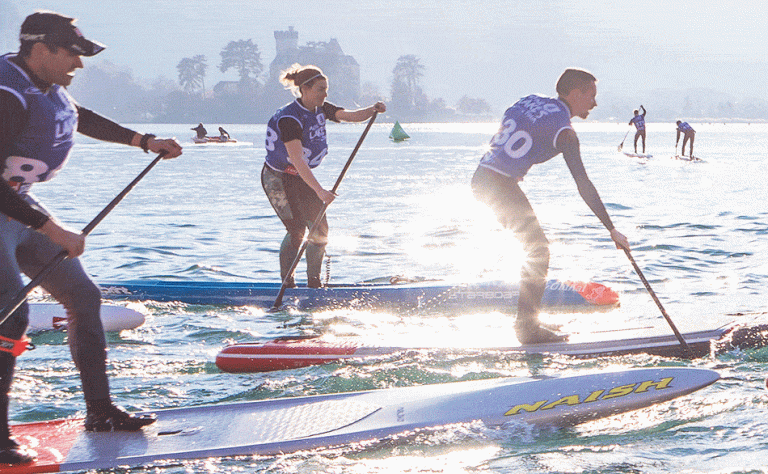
[389,121,410,142]
[192,136,238,144]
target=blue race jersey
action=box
[0,54,77,195]
[677,122,695,133]
[265,100,329,174]
[478,95,573,179]
[630,114,645,131]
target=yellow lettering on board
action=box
[602,383,637,399]
[542,395,581,410]
[583,389,605,403]
[505,400,547,416]
[634,377,673,393]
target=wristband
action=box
[140,134,156,153]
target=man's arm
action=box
[557,128,629,249]
[77,105,182,158]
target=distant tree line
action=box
[68,36,495,124]
[67,36,768,125]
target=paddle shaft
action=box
[617,127,632,151]
[0,152,167,327]
[272,112,378,309]
[623,248,690,352]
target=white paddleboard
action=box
[673,154,702,162]
[3,367,718,473]
[622,151,653,158]
[28,303,145,332]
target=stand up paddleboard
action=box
[2,367,719,473]
[215,322,768,373]
[28,303,145,332]
[99,278,618,312]
[673,155,702,162]
[622,152,653,158]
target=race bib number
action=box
[265,126,279,151]
[490,118,533,159]
[2,155,56,188]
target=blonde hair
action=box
[280,64,326,97]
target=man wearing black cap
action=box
[0,11,182,465]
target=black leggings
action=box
[261,164,328,280]
[471,166,549,325]
[634,129,646,153]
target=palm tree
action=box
[392,55,425,107]
[192,55,208,96]
[177,55,207,94]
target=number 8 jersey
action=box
[478,94,573,180]
[0,54,77,195]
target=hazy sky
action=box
[3,0,768,111]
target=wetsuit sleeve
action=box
[277,116,303,142]
[76,105,136,145]
[557,129,615,231]
[0,89,49,229]
[640,105,646,117]
[322,102,344,123]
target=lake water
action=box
[15,121,768,473]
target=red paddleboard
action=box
[215,322,768,373]
[2,418,82,473]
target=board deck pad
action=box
[3,368,719,473]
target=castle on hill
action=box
[263,26,361,110]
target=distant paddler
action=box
[629,105,647,154]
[675,120,696,158]
[471,68,629,345]
[262,64,386,288]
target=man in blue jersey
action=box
[472,68,629,345]
[0,11,182,464]
[675,120,696,158]
[629,105,646,154]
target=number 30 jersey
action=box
[478,95,572,180]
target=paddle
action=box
[271,112,378,310]
[617,127,631,152]
[0,151,168,327]
[622,248,690,353]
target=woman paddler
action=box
[262,64,386,288]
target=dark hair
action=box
[556,68,597,96]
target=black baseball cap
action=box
[19,11,105,57]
